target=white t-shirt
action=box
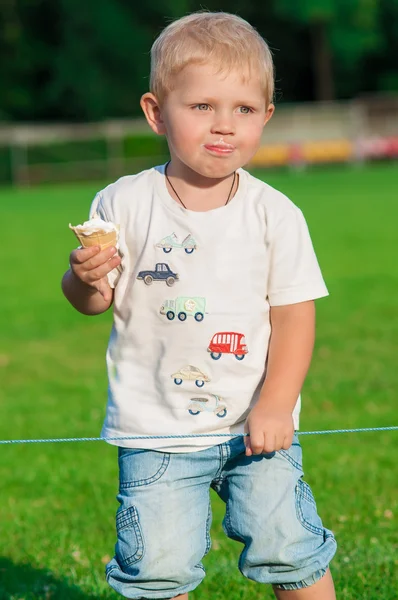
[90,165,328,452]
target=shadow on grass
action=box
[0,556,108,600]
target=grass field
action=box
[0,163,397,600]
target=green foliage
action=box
[275,0,336,22]
[27,140,108,165]
[124,133,169,158]
[47,0,153,121]
[276,0,379,25]
[332,0,382,67]
[275,0,385,98]
[0,0,397,119]
[0,147,11,182]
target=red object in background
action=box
[289,143,303,165]
[358,137,387,158]
[357,136,398,159]
[386,137,398,157]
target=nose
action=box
[211,111,235,136]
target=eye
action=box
[195,104,210,111]
[238,106,252,114]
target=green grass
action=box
[0,163,397,599]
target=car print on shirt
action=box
[156,232,197,254]
[171,365,210,387]
[188,394,227,418]
[160,296,206,322]
[137,263,179,286]
[208,332,248,360]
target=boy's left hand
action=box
[244,403,294,456]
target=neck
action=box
[165,162,238,211]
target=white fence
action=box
[1,95,397,185]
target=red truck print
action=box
[208,332,248,360]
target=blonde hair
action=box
[150,12,274,106]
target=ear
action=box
[140,93,166,135]
[264,103,275,127]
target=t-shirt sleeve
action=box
[267,205,328,306]
[89,192,121,289]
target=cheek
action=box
[242,120,264,146]
[167,114,202,141]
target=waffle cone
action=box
[69,226,118,250]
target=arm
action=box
[244,300,315,455]
[61,245,121,316]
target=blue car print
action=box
[137,263,179,286]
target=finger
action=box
[274,434,286,452]
[82,246,119,271]
[281,432,294,450]
[251,432,266,455]
[243,423,252,456]
[244,434,253,457]
[263,433,276,454]
[98,284,113,303]
[85,255,120,283]
[70,245,101,265]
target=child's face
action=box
[143,63,274,180]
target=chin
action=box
[197,161,239,180]
[210,167,238,180]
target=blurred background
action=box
[1,0,398,184]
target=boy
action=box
[62,11,337,600]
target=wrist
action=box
[257,389,298,413]
[62,269,112,315]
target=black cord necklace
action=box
[164,161,236,209]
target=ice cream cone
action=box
[69,227,118,250]
[69,215,119,251]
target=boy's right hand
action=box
[69,245,121,303]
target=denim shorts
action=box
[106,434,337,599]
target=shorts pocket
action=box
[119,448,170,488]
[295,478,324,536]
[115,505,144,567]
[278,435,303,472]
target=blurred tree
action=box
[274,0,382,101]
[0,0,192,121]
[43,0,197,120]
[0,0,58,120]
[364,0,398,95]
[0,0,396,121]
[47,0,155,120]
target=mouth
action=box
[204,143,235,155]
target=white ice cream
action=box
[70,217,118,235]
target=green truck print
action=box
[160,296,206,322]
